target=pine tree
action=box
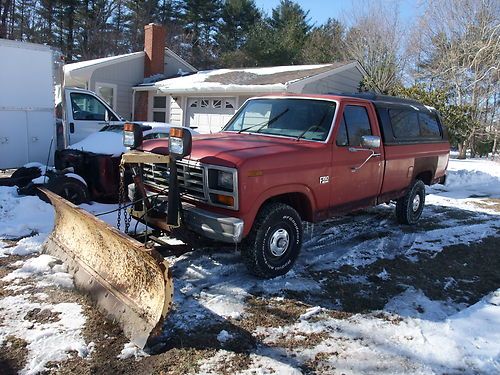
[124,0,160,52]
[242,0,311,66]
[301,18,345,64]
[217,0,260,52]
[180,0,222,69]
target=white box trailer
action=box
[0,39,63,169]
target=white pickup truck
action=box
[0,39,127,169]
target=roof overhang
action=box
[154,84,285,95]
[286,61,367,93]
[64,51,145,84]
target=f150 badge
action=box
[319,176,329,184]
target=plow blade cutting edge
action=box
[39,187,173,348]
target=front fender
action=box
[242,183,317,237]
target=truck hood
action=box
[141,132,323,168]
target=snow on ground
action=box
[1,157,499,374]
[0,186,92,374]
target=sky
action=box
[253,0,424,28]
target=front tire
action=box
[47,176,90,205]
[241,202,303,278]
[395,179,426,224]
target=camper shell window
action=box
[373,102,445,145]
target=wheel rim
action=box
[63,187,79,203]
[269,228,290,257]
[412,194,421,212]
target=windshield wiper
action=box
[295,111,329,141]
[237,108,289,134]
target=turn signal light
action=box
[215,194,234,206]
[170,127,184,138]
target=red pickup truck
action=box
[124,93,450,278]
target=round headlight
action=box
[217,171,233,190]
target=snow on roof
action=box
[154,62,355,94]
[63,52,144,74]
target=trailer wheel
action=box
[47,176,89,205]
[241,202,302,279]
[395,179,426,225]
[11,167,42,187]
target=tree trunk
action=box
[492,131,498,161]
[457,142,467,159]
[0,0,12,38]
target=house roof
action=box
[63,48,197,84]
[64,52,143,75]
[152,61,363,94]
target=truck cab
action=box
[61,87,124,148]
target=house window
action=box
[200,99,209,108]
[153,96,167,109]
[213,99,222,109]
[152,95,168,123]
[225,100,234,109]
[95,82,117,109]
[189,100,198,108]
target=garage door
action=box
[186,98,236,134]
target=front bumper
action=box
[128,184,244,243]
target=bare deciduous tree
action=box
[343,0,407,93]
[409,0,500,158]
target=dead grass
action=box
[471,198,500,212]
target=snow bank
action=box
[0,186,54,239]
[436,158,500,198]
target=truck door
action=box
[330,103,384,211]
[65,90,120,145]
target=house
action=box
[63,24,196,120]
[64,23,368,133]
[133,61,368,133]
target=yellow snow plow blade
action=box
[39,187,173,348]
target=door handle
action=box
[69,122,75,133]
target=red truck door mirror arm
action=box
[349,136,382,172]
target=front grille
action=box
[142,161,207,201]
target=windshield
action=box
[223,98,336,141]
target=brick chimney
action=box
[135,23,165,121]
[144,23,165,78]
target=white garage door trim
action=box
[186,97,236,133]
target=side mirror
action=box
[169,127,192,159]
[360,135,381,149]
[123,123,143,149]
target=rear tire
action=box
[395,179,425,224]
[241,202,302,278]
[12,167,42,187]
[47,176,89,205]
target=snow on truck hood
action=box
[68,131,127,156]
[66,123,186,156]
